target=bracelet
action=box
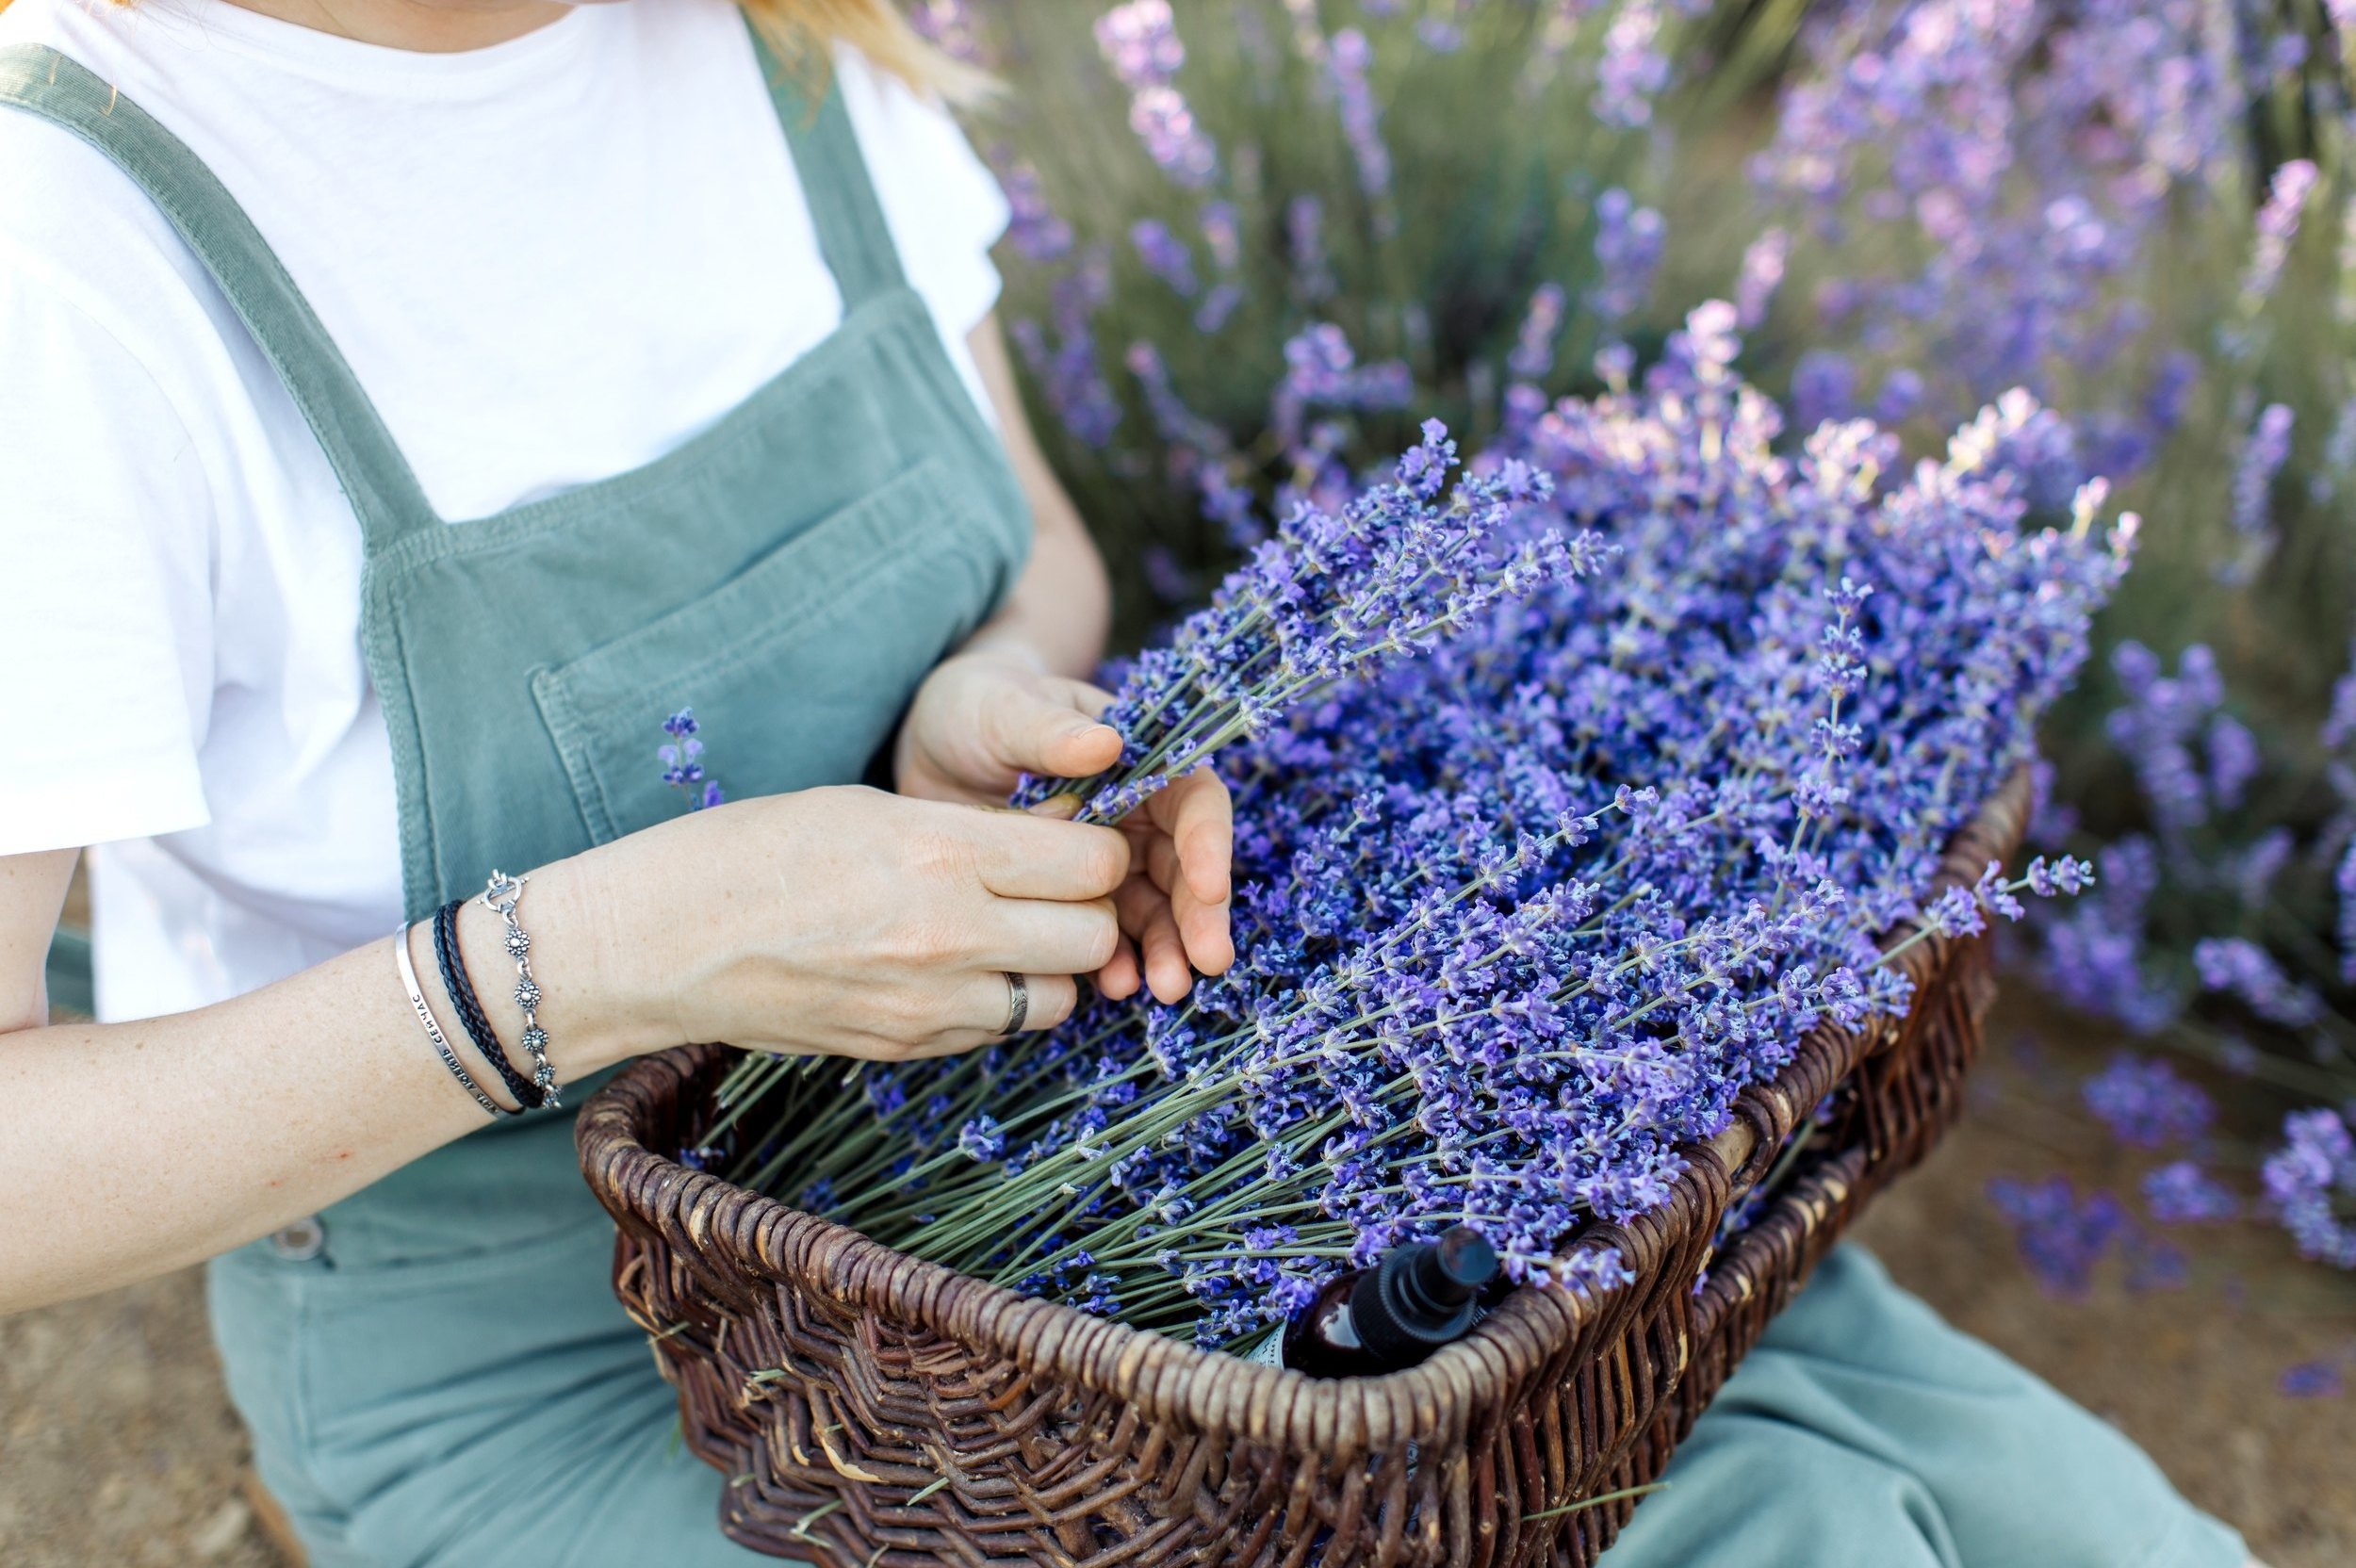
[393,923,512,1119]
[480,870,561,1110]
[431,898,547,1111]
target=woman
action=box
[0,3,2259,1566]
[0,0,1234,1560]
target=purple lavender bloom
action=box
[2337,840,2356,986]
[2261,1109,2356,1269]
[1588,188,1664,329]
[2220,402,2294,584]
[996,162,1072,265]
[658,708,723,811]
[1128,218,1199,297]
[1988,1175,2127,1298]
[1790,350,1856,430]
[2082,1053,2215,1149]
[1508,283,1568,384]
[2104,642,2229,837]
[2192,937,2325,1029]
[2142,1161,2237,1224]
[1010,246,1121,449]
[1326,29,1397,229]
[1278,195,1329,302]
[2237,159,2319,323]
[2279,1361,2345,1399]
[907,0,988,65]
[1595,0,1668,129]
[1095,1,1219,188]
[1734,228,1789,330]
[1268,321,1414,447]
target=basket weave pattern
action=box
[578,771,2030,1568]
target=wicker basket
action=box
[578,769,2031,1568]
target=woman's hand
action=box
[572,785,1132,1064]
[895,648,1235,1004]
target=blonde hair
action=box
[34,1,989,102]
[745,0,989,103]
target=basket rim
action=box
[578,767,2031,1454]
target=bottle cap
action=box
[1350,1226,1500,1364]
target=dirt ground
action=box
[3,994,2349,1567]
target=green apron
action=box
[2,29,1025,1566]
[2,33,2248,1568]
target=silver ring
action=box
[1000,972,1029,1037]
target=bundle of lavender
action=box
[711,307,2122,1349]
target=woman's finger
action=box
[1093,933,1142,1001]
[968,894,1123,977]
[1156,771,1234,908]
[963,810,1130,902]
[985,678,1123,782]
[1137,896,1191,1003]
[952,969,1078,1037]
[1112,875,1192,1004]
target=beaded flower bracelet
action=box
[480,871,561,1110]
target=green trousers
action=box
[1599,1248,2246,1568]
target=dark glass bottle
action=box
[1276,1226,1499,1378]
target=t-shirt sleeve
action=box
[834,49,1013,417]
[0,258,215,855]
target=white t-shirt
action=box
[0,0,1011,1021]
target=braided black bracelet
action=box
[431,897,547,1111]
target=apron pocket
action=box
[531,456,999,843]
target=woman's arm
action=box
[961,312,1113,680]
[0,787,1131,1315]
[895,316,1235,1003]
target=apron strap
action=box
[749,25,909,311]
[0,46,441,548]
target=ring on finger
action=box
[1000,972,1029,1036]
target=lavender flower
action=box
[2233,159,2319,335]
[1268,321,1413,447]
[1988,1175,2127,1298]
[1129,218,1199,297]
[2220,402,2293,584]
[1595,0,1668,129]
[2142,1161,2236,1224]
[658,709,723,811]
[2279,1361,2344,1399]
[1327,29,1397,231]
[1588,188,1664,330]
[2261,1108,2356,1268]
[1734,228,1789,330]
[1095,1,1218,188]
[2192,937,2324,1029]
[2081,1053,2214,1149]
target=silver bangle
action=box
[479,871,560,1109]
[394,923,510,1119]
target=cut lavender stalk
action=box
[1011,419,1608,825]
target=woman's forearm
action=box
[0,857,652,1313]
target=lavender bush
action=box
[709,313,2118,1346]
[920,1,2356,1289]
